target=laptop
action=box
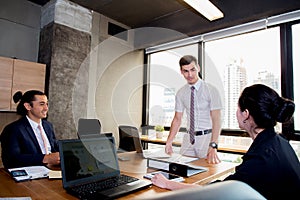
[133,134,171,159]
[59,136,152,200]
[134,135,198,163]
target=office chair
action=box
[118,125,142,152]
[77,118,101,139]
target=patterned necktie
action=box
[38,125,49,154]
[190,86,195,144]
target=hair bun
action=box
[13,91,23,103]
[275,99,295,123]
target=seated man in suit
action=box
[1,90,60,169]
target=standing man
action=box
[165,55,222,164]
[1,90,60,169]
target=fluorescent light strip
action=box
[184,0,224,21]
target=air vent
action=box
[108,22,128,41]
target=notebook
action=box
[59,137,152,200]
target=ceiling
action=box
[29,0,300,37]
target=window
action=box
[292,23,300,131]
[144,11,300,148]
[204,27,281,131]
[290,22,300,157]
[147,27,281,132]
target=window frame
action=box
[281,20,300,140]
[142,13,300,141]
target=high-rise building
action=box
[223,59,247,129]
[254,70,280,93]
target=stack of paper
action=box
[48,170,62,179]
[165,153,199,163]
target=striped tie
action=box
[190,86,195,144]
[38,125,49,154]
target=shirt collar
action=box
[190,79,202,91]
[26,115,42,129]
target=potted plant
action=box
[154,125,164,139]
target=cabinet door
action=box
[11,59,46,110]
[0,56,13,110]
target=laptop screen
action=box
[59,137,120,188]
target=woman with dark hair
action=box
[1,90,60,168]
[151,84,300,199]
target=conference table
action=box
[0,152,238,200]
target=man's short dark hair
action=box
[179,55,198,67]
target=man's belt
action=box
[193,129,212,136]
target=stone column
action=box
[39,0,92,139]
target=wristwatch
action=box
[209,142,218,149]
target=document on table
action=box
[161,153,199,163]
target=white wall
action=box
[96,51,144,145]
[88,12,144,145]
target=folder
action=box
[147,158,207,177]
[169,162,207,177]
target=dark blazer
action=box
[0,117,59,169]
[224,128,300,199]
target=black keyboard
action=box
[71,174,139,198]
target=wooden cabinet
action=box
[0,56,46,111]
[0,57,14,110]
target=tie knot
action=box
[191,86,195,90]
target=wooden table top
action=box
[0,152,238,200]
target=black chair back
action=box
[77,118,101,139]
[118,125,141,152]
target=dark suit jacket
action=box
[0,117,59,169]
[224,128,300,199]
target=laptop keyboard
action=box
[71,174,139,198]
